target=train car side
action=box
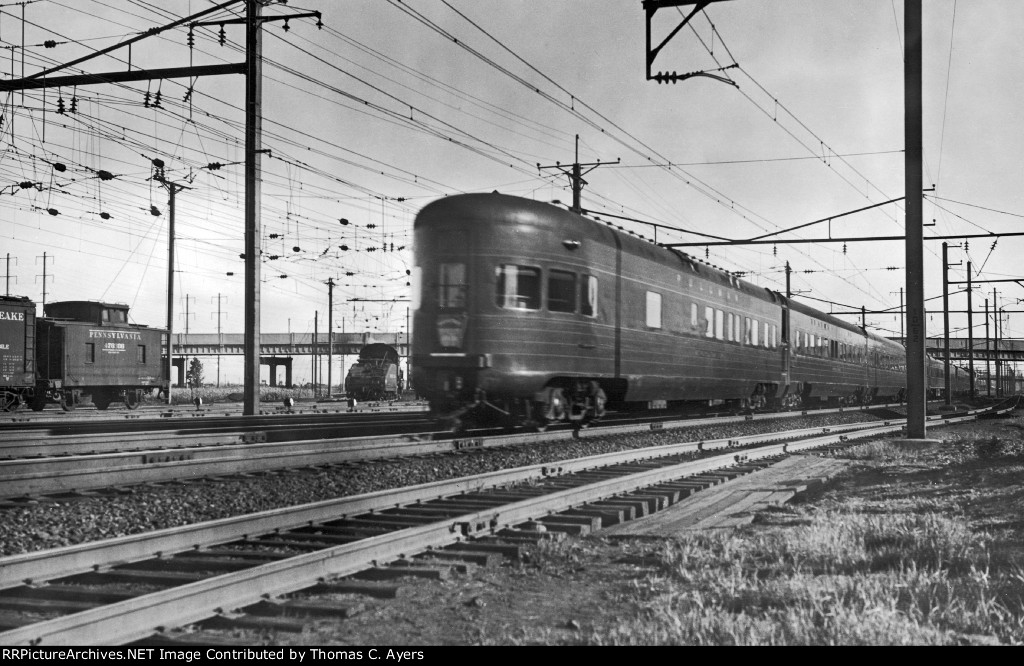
[0,296,36,411]
[33,301,167,411]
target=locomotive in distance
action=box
[411,192,970,431]
[344,343,404,401]
[0,297,168,411]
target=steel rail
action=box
[0,403,999,646]
[0,420,918,646]
[0,411,902,499]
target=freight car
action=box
[344,343,402,401]
[411,192,968,431]
[0,297,168,411]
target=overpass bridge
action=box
[893,337,1024,362]
[163,332,408,387]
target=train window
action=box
[733,314,741,342]
[137,345,147,364]
[762,321,770,348]
[715,309,724,340]
[691,303,699,329]
[580,275,598,317]
[495,264,540,310]
[726,313,735,342]
[646,291,662,329]
[750,319,759,347]
[85,343,95,364]
[439,263,467,308]
[113,310,126,323]
[770,324,778,348]
[548,270,576,313]
[704,306,714,338]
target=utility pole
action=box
[326,277,335,398]
[967,261,974,399]
[182,294,195,335]
[313,310,319,398]
[4,254,14,296]
[153,159,190,405]
[35,252,51,306]
[984,298,991,397]
[538,135,619,214]
[211,294,226,387]
[903,0,926,438]
[941,243,955,405]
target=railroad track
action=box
[0,403,928,500]
[0,403,999,646]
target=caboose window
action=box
[548,270,576,313]
[137,345,147,364]
[85,343,95,364]
[646,291,662,329]
[101,310,109,322]
[439,263,467,308]
[580,275,597,317]
[495,265,540,310]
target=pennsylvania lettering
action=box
[88,329,142,340]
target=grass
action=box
[518,435,1024,645]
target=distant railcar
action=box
[411,193,959,431]
[0,295,37,411]
[34,301,168,410]
[344,343,402,401]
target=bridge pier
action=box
[260,356,293,387]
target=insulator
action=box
[19,181,34,189]
[143,91,151,107]
[316,13,323,29]
[339,218,349,225]
[339,245,348,251]
[206,162,223,170]
[346,271,355,276]
[269,233,280,239]
[268,255,280,260]
[390,243,395,252]
[47,208,59,216]
[705,246,709,259]
[218,24,226,46]
[282,18,290,32]
[843,242,847,254]
[366,223,377,229]
[69,97,77,113]
[183,88,193,103]
[53,163,66,172]
[97,170,114,181]
[773,244,777,256]
[56,97,65,114]
[43,40,56,48]
[99,212,111,220]
[153,90,162,108]
[292,246,301,252]
[150,205,161,216]
[187,29,195,48]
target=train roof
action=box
[417,193,904,349]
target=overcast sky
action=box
[2,0,1022,383]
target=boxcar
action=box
[0,295,36,411]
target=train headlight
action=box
[437,313,467,349]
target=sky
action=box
[2,0,1022,384]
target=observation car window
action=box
[495,264,540,310]
[580,275,597,317]
[646,291,662,329]
[704,306,714,338]
[548,270,577,313]
[439,263,467,308]
[715,309,724,340]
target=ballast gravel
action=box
[0,411,900,556]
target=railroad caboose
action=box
[34,300,168,410]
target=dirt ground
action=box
[246,415,1024,646]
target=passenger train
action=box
[411,193,971,431]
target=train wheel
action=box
[123,390,140,410]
